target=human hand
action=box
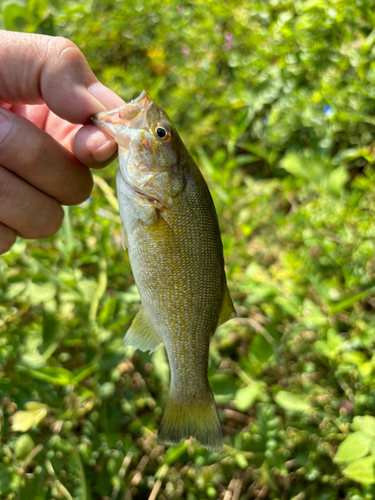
[0,31,125,255]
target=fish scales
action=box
[92,91,235,451]
[131,164,223,385]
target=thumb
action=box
[0,31,124,124]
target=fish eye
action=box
[154,123,172,142]
[156,127,166,138]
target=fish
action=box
[92,91,235,451]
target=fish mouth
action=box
[93,91,163,205]
[91,91,153,139]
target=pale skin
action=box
[0,31,126,255]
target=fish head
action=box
[92,91,185,208]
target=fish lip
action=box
[91,91,152,128]
[128,90,152,108]
[91,91,153,147]
[91,113,116,138]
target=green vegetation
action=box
[2,0,375,498]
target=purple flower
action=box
[182,47,190,57]
[224,33,233,52]
[340,400,354,415]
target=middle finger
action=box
[0,106,93,205]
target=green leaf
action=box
[235,381,263,412]
[14,434,35,459]
[314,329,343,360]
[343,456,375,485]
[2,3,27,31]
[280,152,327,182]
[12,402,47,432]
[301,300,328,327]
[77,279,100,303]
[354,416,375,437]
[362,415,375,436]
[235,453,249,469]
[326,166,349,196]
[280,152,306,178]
[19,349,47,369]
[71,363,100,384]
[165,442,188,465]
[251,335,274,364]
[332,147,374,165]
[210,373,240,403]
[25,367,75,386]
[42,313,60,344]
[152,346,169,386]
[335,432,371,463]
[5,282,26,300]
[26,0,48,22]
[26,282,57,306]
[98,382,115,398]
[0,465,20,495]
[72,444,88,500]
[18,474,48,500]
[328,284,375,314]
[274,391,312,413]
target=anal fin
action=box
[124,306,161,353]
[217,283,236,328]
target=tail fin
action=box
[157,388,222,452]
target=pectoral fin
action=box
[217,284,236,328]
[121,225,128,250]
[124,306,162,353]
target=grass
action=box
[2,0,375,498]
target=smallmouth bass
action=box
[92,92,235,451]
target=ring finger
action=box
[0,221,17,255]
[0,165,64,240]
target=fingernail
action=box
[0,110,13,143]
[92,142,117,163]
[87,129,112,151]
[88,82,126,110]
[87,130,117,163]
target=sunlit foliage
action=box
[2,0,375,498]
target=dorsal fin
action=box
[217,284,236,328]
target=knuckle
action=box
[17,132,43,169]
[0,165,64,240]
[37,202,64,238]
[52,36,78,54]
[0,241,12,255]
[63,169,93,206]
[0,226,17,255]
[3,131,44,180]
[0,166,11,197]
[53,37,84,64]
[24,201,64,239]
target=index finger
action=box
[0,31,125,123]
